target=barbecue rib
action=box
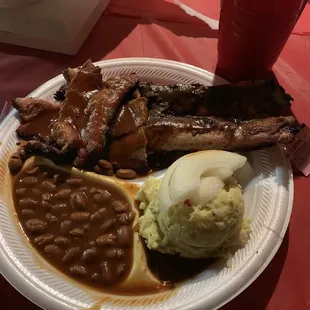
[139,80,292,119]
[146,108,297,151]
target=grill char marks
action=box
[146,108,297,151]
[139,83,206,116]
[139,80,292,119]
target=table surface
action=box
[1,0,310,309]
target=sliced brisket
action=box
[109,127,148,170]
[110,97,148,138]
[74,73,139,166]
[51,60,102,150]
[13,97,60,142]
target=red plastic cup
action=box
[216,0,308,82]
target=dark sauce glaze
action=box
[16,109,59,142]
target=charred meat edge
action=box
[138,79,293,119]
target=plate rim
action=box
[0,57,293,310]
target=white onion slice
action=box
[193,176,224,205]
[159,157,184,215]
[169,151,246,205]
[159,151,247,213]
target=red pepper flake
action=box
[184,199,192,207]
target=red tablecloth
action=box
[1,1,310,309]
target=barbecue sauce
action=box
[17,109,59,141]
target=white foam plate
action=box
[0,58,293,310]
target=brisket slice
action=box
[110,97,148,138]
[146,108,298,152]
[51,60,102,150]
[13,98,60,142]
[139,80,293,119]
[108,96,149,170]
[74,73,139,167]
[109,127,148,170]
[54,61,94,102]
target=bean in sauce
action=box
[115,169,137,180]
[13,164,135,291]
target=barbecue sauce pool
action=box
[12,162,213,296]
